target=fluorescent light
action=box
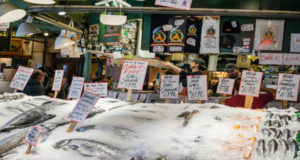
[24,0,55,4]
[0,2,26,23]
[100,14,127,25]
[54,30,75,49]
[16,16,41,37]
[58,11,66,16]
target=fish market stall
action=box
[0,93,299,160]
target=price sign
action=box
[238,70,263,97]
[68,92,100,124]
[118,60,148,90]
[283,54,300,66]
[276,74,300,101]
[24,126,42,146]
[216,78,235,95]
[52,70,64,91]
[155,0,193,10]
[160,75,179,99]
[187,75,208,101]
[67,77,84,99]
[259,53,283,65]
[117,92,128,101]
[84,82,108,97]
[9,66,34,91]
[108,91,118,99]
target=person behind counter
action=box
[23,70,45,96]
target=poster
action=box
[276,74,300,102]
[67,77,84,99]
[155,0,193,10]
[283,54,300,66]
[118,60,148,90]
[160,75,180,99]
[9,66,34,91]
[52,70,64,91]
[254,19,285,51]
[167,17,187,53]
[259,53,283,65]
[290,33,300,52]
[24,126,42,146]
[216,78,235,95]
[200,16,220,54]
[68,92,100,124]
[238,70,263,97]
[187,75,208,101]
[84,82,108,97]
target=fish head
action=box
[53,139,71,149]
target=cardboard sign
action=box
[216,78,235,95]
[24,126,42,146]
[117,92,128,101]
[187,75,208,101]
[276,74,300,102]
[52,70,64,91]
[84,82,108,97]
[131,93,140,102]
[160,75,179,99]
[155,0,193,10]
[68,92,100,124]
[283,54,300,66]
[139,94,148,102]
[238,71,263,97]
[68,77,84,99]
[108,91,118,99]
[9,66,34,91]
[259,53,283,65]
[118,60,148,90]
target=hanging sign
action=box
[117,92,128,101]
[67,77,84,99]
[84,82,108,97]
[108,91,118,99]
[200,16,220,54]
[68,92,100,124]
[216,78,235,95]
[118,60,148,90]
[238,70,263,97]
[283,54,300,66]
[24,126,42,146]
[52,70,64,91]
[259,53,283,65]
[160,75,180,99]
[155,0,193,10]
[187,75,208,101]
[276,74,300,102]
[9,66,34,91]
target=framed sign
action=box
[187,75,208,101]
[68,76,84,99]
[155,0,193,10]
[9,66,34,91]
[160,75,180,99]
[238,70,263,97]
[52,70,64,91]
[276,74,300,102]
[216,78,235,95]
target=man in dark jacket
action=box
[23,70,45,96]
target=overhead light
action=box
[54,30,75,49]
[0,0,26,23]
[58,11,66,16]
[16,16,41,37]
[24,0,55,4]
[100,14,127,25]
[43,32,49,36]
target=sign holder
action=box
[165,98,169,104]
[54,91,59,98]
[25,144,32,154]
[67,121,77,133]
[126,89,133,102]
[245,95,254,109]
[283,100,288,109]
[13,89,17,93]
[221,94,227,104]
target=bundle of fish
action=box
[256,110,300,159]
[0,93,25,103]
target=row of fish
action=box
[261,128,299,140]
[0,93,25,103]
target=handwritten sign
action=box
[283,54,300,66]
[24,126,42,146]
[187,75,208,101]
[155,0,193,10]
[67,77,84,99]
[238,71,263,97]
[108,91,118,99]
[276,74,300,101]
[259,53,283,65]
[118,60,148,90]
[68,92,100,124]
[52,70,64,91]
[84,82,108,97]
[131,93,140,102]
[117,92,128,101]
[290,33,300,52]
[139,94,148,102]
[216,78,235,95]
[160,75,179,99]
[9,66,34,91]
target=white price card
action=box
[238,70,263,97]
[276,74,300,102]
[9,66,34,91]
[68,92,100,124]
[118,60,148,90]
[187,75,208,101]
[24,126,42,146]
[216,78,235,95]
[68,77,84,99]
[160,75,179,99]
[52,70,64,91]
[84,82,108,97]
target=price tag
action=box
[216,78,235,95]
[84,82,108,97]
[238,70,263,97]
[24,126,42,146]
[117,92,128,101]
[187,75,208,101]
[52,70,64,91]
[160,75,180,99]
[9,66,34,91]
[276,74,300,101]
[68,77,84,99]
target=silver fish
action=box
[267,139,278,156]
[266,112,274,119]
[261,128,271,138]
[0,130,26,156]
[282,129,291,139]
[288,139,299,159]
[269,128,279,138]
[278,139,289,154]
[272,120,281,127]
[76,125,96,132]
[264,120,272,127]
[256,139,266,157]
[5,107,24,113]
[54,139,120,159]
[274,114,282,120]
[281,115,292,121]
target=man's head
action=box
[225,63,239,78]
[31,70,45,83]
[190,58,206,71]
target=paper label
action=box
[187,75,208,101]
[160,75,179,99]
[216,78,235,95]
[238,70,263,97]
[52,70,64,91]
[68,77,84,99]
[84,83,108,97]
[9,66,34,91]
[276,74,300,101]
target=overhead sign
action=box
[216,78,235,95]
[160,75,180,99]
[68,92,100,124]
[187,75,208,101]
[52,70,64,91]
[259,53,283,65]
[238,70,263,97]
[276,74,300,102]
[84,82,108,97]
[118,60,148,90]
[24,126,42,146]
[67,77,84,99]
[155,0,193,10]
[283,54,300,66]
[9,66,34,91]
